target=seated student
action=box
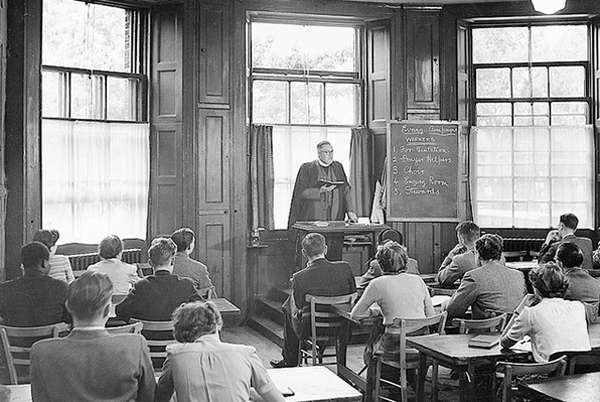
[270,233,356,368]
[33,229,74,283]
[445,234,526,319]
[356,229,419,297]
[171,227,215,296]
[0,242,70,326]
[116,237,201,322]
[87,235,140,295]
[501,263,590,362]
[156,301,285,402]
[31,271,155,401]
[437,221,480,287]
[538,212,593,269]
[555,242,600,323]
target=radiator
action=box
[503,237,545,255]
[69,248,143,271]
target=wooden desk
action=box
[523,372,600,402]
[268,366,362,402]
[209,297,241,318]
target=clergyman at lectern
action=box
[287,140,358,229]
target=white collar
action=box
[194,332,221,343]
[318,159,333,167]
[72,326,106,331]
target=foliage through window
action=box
[251,21,362,229]
[42,0,149,243]
[472,24,593,228]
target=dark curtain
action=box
[349,127,373,217]
[249,125,274,230]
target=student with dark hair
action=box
[115,237,201,322]
[156,302,284,402]
[87,235,140,295]
[171,227,214,296]
[31,271,155,401]
[33,229,74,283]
[538,212,593,269]
[356,229,419,296]
[0,242,70,326]
[437,221,481,287]
[445,234,526,319]
[555,242,600,322]
[501,263,590,362]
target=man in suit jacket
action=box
[556,242,600,322]
[0,242,70,326]
[437,221,480,287]
[31,271,155,401]
[171,227,215,297]
[116,237,202,322]
[538,212,593,270]
[445,234,527,319]
[271,233,356,368]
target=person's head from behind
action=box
[171,228,195,255]
[377,229,404,247]
[301,233,327,260]
[172,301,223,343]
[316,140,334,166]
[456,221,480,246]
[376,241,408,274]
[148,237,177,271]
[22,241,51,274]
[98,235,123,260]
[558,213,579,236]
[32,229,60,256]
[475,234,503,263]
[555,242,584,269]
[66,271,113,326]
[529,263,569,299]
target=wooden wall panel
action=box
[198,215,232,297]
[367,20,390,129]
[0,0,6,280]
[197,110,230,208]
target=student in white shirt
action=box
[501,263,590,362]
[87,235,140,295]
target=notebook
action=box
[468,334,500,349]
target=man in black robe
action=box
[287,140,358,228]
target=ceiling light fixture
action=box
[531,0,566,14]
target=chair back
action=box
[0,329,17,385]
[106,322,143,335]
[198,285,217,299]
[453,313,507,334]
[429,286,456,296]
[131,319,176,366]
[496,355,567,402]
[0,323,68,384]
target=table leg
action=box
[416,354,427,402]
[458,365,476,402]
[336,321,350,366]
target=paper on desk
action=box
[510,337,532,352]
[431,295,451,307]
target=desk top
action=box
[268,366,362,402]
[209,297,241,317]
[292,221,389,234]
[505,261,539,270]
[524,372,600,402]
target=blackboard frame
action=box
[386,120,463,222]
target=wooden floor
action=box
[222,326,461,401]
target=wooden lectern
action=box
[291,221,389,270]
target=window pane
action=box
[107,77,136,120]
[43,0,131,72]
[551,102,588,125]
[472,27,529,63]
[71,73,103,119]
[531,25,588,62]
[476,202,513,227]
[514,179,549,201]
[512,67,547,98]
[549,66,585,97]
[42,70,62,118]
[476,103,511,126]
[325,83,358,125]
[252,81,287,124]
[290,82,322,124]
[513,127,549,152]
[252,23,356,72]
[514,203,550,228]
[476,68,511,98]
[514,103,549,126]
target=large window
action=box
[250,21,362,229]
[42,0,149,243]
[472,24,593,228]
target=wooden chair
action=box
[0,323,68,384]
[131,319,176,370]
[299,293,355,366]
[106,322,143,335]
[373,312,447,402]
[567,352,600,374]
[453,313,507,334]
[496,355,567,402]
[0,328,17,385]
[429,286,456,297]
[198,285,217,299]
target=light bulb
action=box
[531,0,566,14]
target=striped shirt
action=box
[48,254,75,283]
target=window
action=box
[42,0,149,243]
[250,21,362,229]
[471,24,593,228]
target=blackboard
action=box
[386,121,461,222]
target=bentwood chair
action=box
[105,321,143,335]
[372,312,447,402]
[0,328,17,385]
[131,319,176,371]
[453,313,507,334]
